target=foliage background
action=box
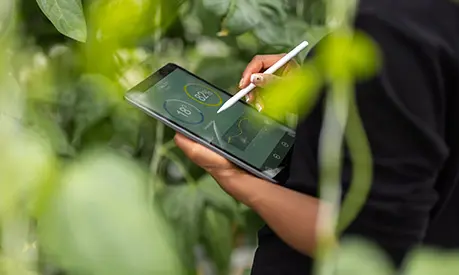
[1,0,459,275]
[1,1,329,274]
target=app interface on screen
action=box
[136,68,295,175]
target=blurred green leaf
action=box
[334,238,394,275]
[198,174,238,220]
[262,63,322,121]
[252,0,288,46]
[25,102,75,157]
[236,205,264,237]
[0,129,55,218]
[316,31,381,81]
[160,184,205,270]
[403,248,459,275]
[36,0,87,42]
[194,57,246,93]
[162,184,204,242]
[71,75,116,146]
[0,0,14,39]
[38,150,183,275]
[201,208,233,275]
[110,104,143,155]
[220,0,262,35]
[202,0,230,16]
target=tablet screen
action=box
[129,65,295,176]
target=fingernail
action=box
[256,103,263,112]
[245,95,250,102]
[251,74,263,84]
[239,78,244,88]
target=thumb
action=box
[250,73,280,88]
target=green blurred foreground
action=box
[1,0,459,275]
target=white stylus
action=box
[217,40,309,114]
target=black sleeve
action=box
[286,12,449,265]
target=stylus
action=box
[217,40,309,114]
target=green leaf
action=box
[161,185,205,241]
[36,0,87,42]
[198,174,238,219]
[110,104,143,155]
[71,75,116,146]
[0,0,14,38]
[334,238,393,275]
[194,57,247,93]
[403,248,459,275]
[201,208,233,275]
[160,184,205,270]
[38,150,183,275]
[252,1,288,46]
[220,0,262,35]
[25,103,75,157]
[202,0,230,16]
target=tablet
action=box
[125,63,295,183]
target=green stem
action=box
[314,79,350,275]
[337,91,372,233]
[149,122,165,198]
[150,122,165,175]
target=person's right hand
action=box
[239,54,299,111]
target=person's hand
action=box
[174,133,257,201]
[239,54,300,112]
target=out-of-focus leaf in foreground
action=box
[0,129,55,218]
[38,151,183,275]
[316,31,381,81]
[0,0,14,39]
[36,0,87,42]
[334,238,394,275]
[261,64,323,122]
[403,248,459,275]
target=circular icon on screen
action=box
[163,99,204,125]
[184,83,223,107]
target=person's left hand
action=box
[173,133,243,179]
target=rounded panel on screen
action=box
[184,83,223,107]
[163,99,204,125]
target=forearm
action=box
[213,172,321,257]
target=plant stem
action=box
[337,90,372,233]
[314,79,350,275]
[149,122,165,198]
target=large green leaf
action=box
[38,151,183,275]
[194,57,247,93]
[202,0,230,16]
[25,102,76,157]
[198,174,238,220]
[402,248,459,275]
[71,75,116,146]
[334,238,393,275]
[110,104,143,155]
[0,0,14,38]
[201,208,233,275]
[36,0,87,42]
[220,0,262,35]
[160,184,206,270]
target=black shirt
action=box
[252,1,459,274]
